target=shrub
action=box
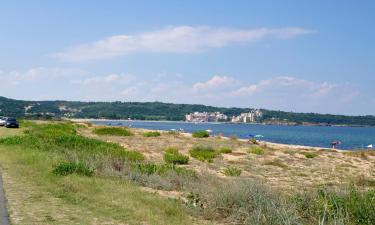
[303,152,318,158]
[248,146,265,155]
[189,146,217,162]
[249,138,258,144]
[133,163,196,177]
[219,147,232,154]
[264,159,288,169]
[143,131,161,137]
[229,135,238,140]
[192,130,209,138]
[93,127,133,136]
[52,161,95,176]
[164,148,189,165]
[293,186,375,225]
[223,167,242,176]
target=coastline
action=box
[70,118,355,152]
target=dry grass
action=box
[79,124,375,191]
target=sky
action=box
[0,0,374,115]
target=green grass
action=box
[0,146,193,225]
[52,161,95,176]
[189,145,217,162]
[223,167,242,176]
[93,127,133,136]
[192,130,209,138]
[163,148,189,165]
[219,147,232,154]
[143,131,161,137]
[248,146,265,155]
[264,159,288,169]
[303,152,319,158]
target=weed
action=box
[52,161,95,176]
[93,127,133,136]
[223,167,242,176]
[303,152,318,158]
[264,159,288,169]
[143,131,161,137]
[189,145,217,162]
[192,130,209,138]
[164,148,189,165]
[219,147,232,154]
[248,146,265,155]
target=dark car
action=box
[5,118,19,128]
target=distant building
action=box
[185,112,228,122]
[231,109,263,123]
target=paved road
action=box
[0,175,9,225]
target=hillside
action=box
[1,96,375,126]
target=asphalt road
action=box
[0,175,9,225]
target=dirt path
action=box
[0,175,9,225]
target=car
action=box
[0,116,6,126]
[5,117,19,128]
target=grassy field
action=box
[0,122,374,225]
[0,125,199,225]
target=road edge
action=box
[0,174,10,225]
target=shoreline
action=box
[70,118,360,152]
[68,118,375,128]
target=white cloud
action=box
[73,73,134,86]
[0,67,86,85]
[232,76,340,98]
[51,26,316,62]
[193,75,239,91]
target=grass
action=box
[93,126,133,136]
[223,167,242,176]
[0,146,193,225]
[143,131,161,137]
[0,122,194,225]
[248,145,265,155]
[264,159,288,169]
[303,152,319,158]
[163,148,189,165]
[219,147,232,154]
[1,121,375,225]
[189,145,217,162]
[192,130,209,138]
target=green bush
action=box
[248,146,265,155]
[143,131,161,137]
[133,163,196,177]
[192,130,209,138]
[293,186,375,225]
[219,147,232,154]
[93,127,133,136]
[189,146,217,162]
[223,167,242,176]
[52,161,95,176]
[303,152,318,158]
[164,148,189,165]
[249,138,258,144]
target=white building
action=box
[185,112,228,122]
[231,109,263,123]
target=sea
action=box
[92,120,375,150]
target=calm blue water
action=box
[92,120,375,150]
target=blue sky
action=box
[0,0,374,115]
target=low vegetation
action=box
[143,131,161,137]
[0,121,374,225]
[304,152,319,158]
[223,166,242,176]
[219,147,232,154]
[93,126,133,136]
[192,130,209,138]
[248,145,265,155]
[189,145,217,162]
[163,148,189,165]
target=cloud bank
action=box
[51,26,315,62]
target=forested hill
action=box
[1,96,375,126]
